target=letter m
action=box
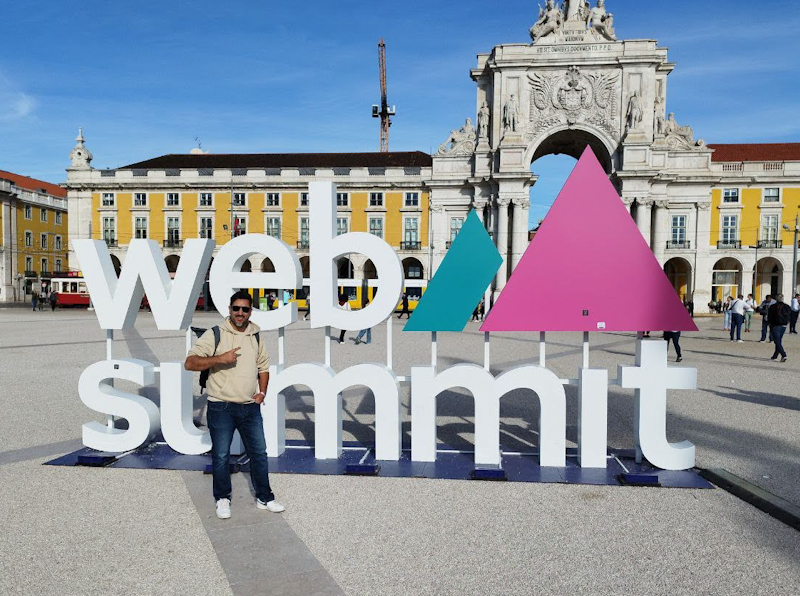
[72,239,215,330]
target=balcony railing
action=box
[163,239,183,248]
[666,240,691,250]
[757,240,782,249]
[104,238,118,247]
[296,240,310,249]
[717,240,741,249]
[24,270,37,278]
[400,241,421,250]
[40,271,52,278]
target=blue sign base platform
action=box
[45,440,713,489]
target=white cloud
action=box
[0,71,37,122]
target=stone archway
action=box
[664,257,692,302]
[756,257,784,302]
[528,127,616,175]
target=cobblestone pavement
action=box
[1,309,798,595]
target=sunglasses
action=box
[230,306,251,313]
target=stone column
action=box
[693,202,713,304]
[429,204,447,276]
[621,197,634,217]
[1,198,12,302]
[511,197,530,269]
[495,197,511,289]
[472,199,487,224]
[635,199,654,247]
[652,200,670,258]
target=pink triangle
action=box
[481,147,698,333]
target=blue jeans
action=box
[207,401,274,503]
[723,310,731,329]
[730,313,743,340]
[771,326,787,359]
[356,328,372,344]
[760,317,770,341]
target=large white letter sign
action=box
[410,364,566,467]
[78,359,160,452]
[264,363,402,461]
[160,363,211,455]
[73,239,214,330]
[577,368,608,468]
[209,233,302,330]
[619,340,697,471]
[308,181,403,330]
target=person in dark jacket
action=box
[49,290,58,311]
[397,293,410,319]
[767,294,791,362]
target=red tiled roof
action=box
[708,143,800,163]
[119,152,432,170]
[0,169,67,198]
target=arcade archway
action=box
[664,257,692,301]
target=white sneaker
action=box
[256,498,285,513]
[737,340,743,343]
[216,498,231,519]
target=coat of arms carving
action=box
[527,66,620,140]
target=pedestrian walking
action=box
[471,300,481,322]
[303,294,311,321]
[722,296,732,330]
[31,291,38,311]
[767,294,791,362]
[790,293,799,334]
[184,290,284,520]
[744,294,756,332]
[49,290,58,311]
[397,292,410,319]
[758,295,776,342]
[337,294,350,343]
[479,298,486,321]
[729,294,745,342]
[663,331,682,362]
[355,300,372,344]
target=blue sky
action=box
[2,0,800,227]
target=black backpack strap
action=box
[212,326,221,355]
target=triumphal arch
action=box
[430,0,718,300]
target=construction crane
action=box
[372,38,395,153]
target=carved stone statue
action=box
[625,90,643,131]
[586,0,616,41]
[477,102,490,139]
[529,0,564,43]
[503,95,519,132]
[663,112,705,149]
[566,0,590,21]
[436,118,477,156]
[654,96,666,136]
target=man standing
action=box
[49,289,58,311]
[767,294,791,362]
[790,293,799,334]
[397,292,410,319]
[744,294,756,332]
[729,294,745,342]
[185,290,284,519]
[758,295,774,342]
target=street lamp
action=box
[783,214,799,297]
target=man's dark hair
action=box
[230,290,253,306]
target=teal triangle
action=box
[404,210,502,332]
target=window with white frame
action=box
[102,217,116,243]
[266,217,281,239]
[41,233,48,249]
[764,188,780,203]
[671,215,686,244]
[167,193,180,206]
[102,193,115,206]
[762,214,779,242]
[167,217,180,245]
[405,192,419,207]
[721,215,738,243]
[404,217,419,244]
[336,217,348,236]
[55,212,62,224]
[200,217,213,239]
[41,258,48,273]
[25,256,32,272]
[723,188,739,203]
[135,217,148,239]
[55,259,62,273]
[266,193,280,207]
[24,205,32,219]
[336,192,349,207]
[369,192,383,207]
[234,215,246,237]
[55,235,62,250]
[369,217,383,238]
[40,208,47,222]
[24,231,32,247]
[449,217,464,241]
[233,193,246,207]
[199,193,213,207]
[300,217,309,247]
[134,193,147,206]
[300,192,309,206]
